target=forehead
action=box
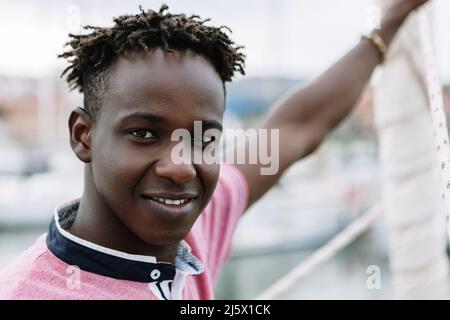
[100,48,225,124]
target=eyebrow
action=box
[202,120,223,132]
[120,111,166,124]
[119,111,223,131]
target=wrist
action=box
[362,32,387,63]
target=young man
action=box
[0,1,428,299]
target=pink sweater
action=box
[0,164,248,300]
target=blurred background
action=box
[0,0,449,299]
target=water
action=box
[215,219,392,299]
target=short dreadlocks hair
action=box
[59,4,246,119]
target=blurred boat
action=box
[0,151,83,228]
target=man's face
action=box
[90,48,225,245]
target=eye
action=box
[129,129,155,140]
[192,134,217,147]
[203,135,216,144]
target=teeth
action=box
[151,197,189,206]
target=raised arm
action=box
[235,0,429,207]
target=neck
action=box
[68,165,179,264]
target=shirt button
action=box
[150,269,161,280]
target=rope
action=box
[255,205,381,299]
[417,8,450,241]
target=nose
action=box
[154,147,197,185]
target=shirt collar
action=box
[46,199,204,283]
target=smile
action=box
[141,193,197,216]
[150,197,193,207]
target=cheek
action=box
[198,163,220,204]
[92,134,148,199]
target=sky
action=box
[0,0,449,82]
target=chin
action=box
[136,225,192,246]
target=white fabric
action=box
[374,2,449,299]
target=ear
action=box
[68,107,93,163]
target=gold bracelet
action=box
[362,32,387,63]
